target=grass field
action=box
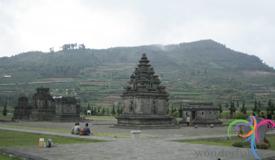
[0,114,13,121]
[0,124,69,134]
[0,154,21,160]
[0,129,105,160]
[176,135,275,151]
[84,115,116,121]
[0,129,104,148]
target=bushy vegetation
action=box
[2,101,7,116]
[217,99,275,119]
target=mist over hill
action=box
[0,39,275,107]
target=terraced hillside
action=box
[0,39,274,109]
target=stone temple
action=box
[13,96,31,120]
[181,102,222,126]
[116,53,176,128]
[13,88,80,121]
[30,88,56,120]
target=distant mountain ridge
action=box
[0,39,274,107]
[1,39,273,77]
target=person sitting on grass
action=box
[71,122,80,135]
[80,123,92,136]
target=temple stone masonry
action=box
[54,96,81,121]
[13,96,32,120]
[30,88,55,121]
[116,53,176,128]
[181,102,222,126]
[13,88,80,122]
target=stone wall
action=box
[13,96,32,120]
[54,96,80,121]
[13,88,80,122]
[181,102,222,125]
[122,97,168,115]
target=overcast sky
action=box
[0,0,275,67]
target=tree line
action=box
[219,99,275,119]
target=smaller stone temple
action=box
[13,96,32,120]
[54,96,80,121]
[30,88,55,121]
[116,53,176,128]
[181,102,222,126]
[13,88,80,121]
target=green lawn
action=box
[93,132,129,138]
[84,115,116,121]
[176,135,275,150]
[0,124,68,134]
[264,135,275,150]
[0,129,105,148]
[175,137,234,147]
[0,154,21,160]
[0,114,13,121]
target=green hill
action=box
[0,39,275,108]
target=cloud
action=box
[0,0,275,67]
[0,0,142,52]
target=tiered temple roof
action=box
[123,53,168,98]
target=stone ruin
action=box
[13,88,80,121]
[13,96,31,120]
[116,53,176,128]
[181,102,222,126]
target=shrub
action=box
[256,143,270,149]
[234,112,247,119]
[2,102,7,116]
[232,141,245,148]
[170,111,179,117]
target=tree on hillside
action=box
[267,99,274,115]
[270,100,274,115]
[2,101,7,116]
[178,106,183,117]
[240,101,247,114]
[49,47,54,53]
[225,103,229,109]
[85,103,91,115]
[111,105,116,115]
[258,101,262,111]
[79,44,86,49]
[266,99,274,119]
[70,43,77,50]
[229,101,236,118]
[116,106,123,115]
[101,108,105,115]
[253,100,261,115]
[236,101,240,108]
[92,107,96,115]
[87,103,91,111]
[218,104,223,113]
[61,43,78,51]
[61,44,70,51]
[97,107,101,114]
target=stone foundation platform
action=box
[180,119,223,127]
[115,114,178,129]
